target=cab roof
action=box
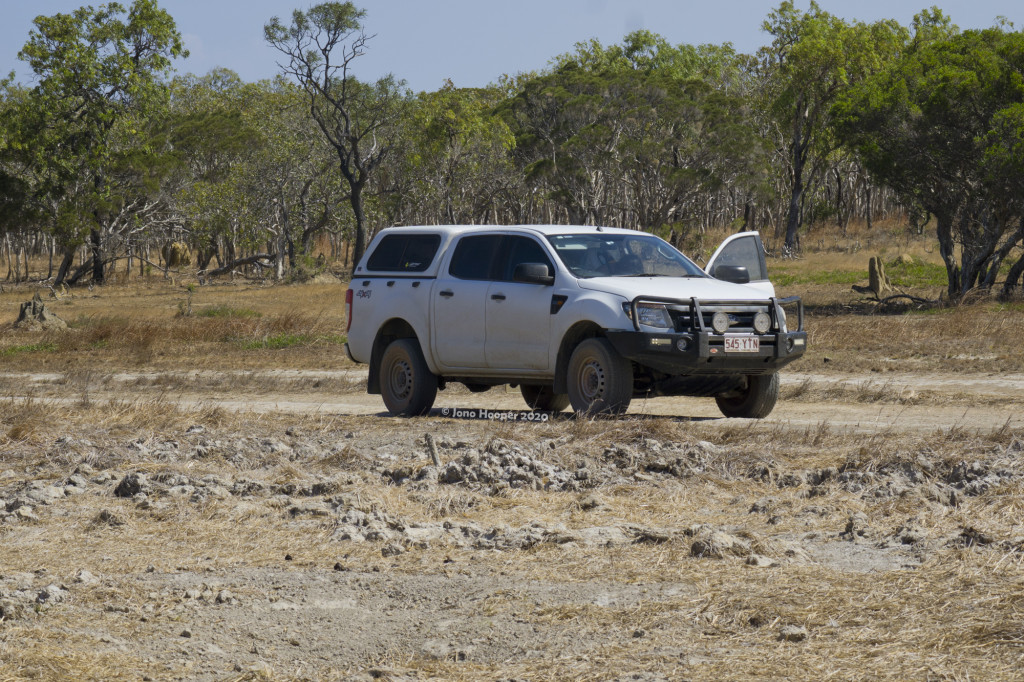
[378,224,639,237]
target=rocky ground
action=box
[2,380,1023,681]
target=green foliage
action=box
[837,20,1024,299]
[0,342,58,357]
[758,2,907,249]
[238,333,346,350]
[771,269,867,287]
[286,254,329,283]
[9,0,187,283]
[265,2,411,267]
[504,35,758,230]
[887,260,948,287]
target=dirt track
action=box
[3,367,1021,434]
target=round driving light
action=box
[711,311,730,334]
[753,311,771,334]
[676,338,689,351]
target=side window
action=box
[366,233,441,272]
[448,235,502,280]
[497,236,554,281]
[711,235,768,281]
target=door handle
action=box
[439,290,454,298]
[490,293,506,300]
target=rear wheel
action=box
[567,338,633,415]
[715,373,779,418]
[520,384,570,412]
[380,338,438,416]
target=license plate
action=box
[724,335,759,353]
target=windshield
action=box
[547,233,707,279]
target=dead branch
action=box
[199,254,276,279]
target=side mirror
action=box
[514,262,554,285]
[714,264,750,284]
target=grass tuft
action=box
[195,305,262,319]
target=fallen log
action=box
[199,254,275,279]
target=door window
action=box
[710,234,768,281]
[496,236,554,281]
[448,235,502,280]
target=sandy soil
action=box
[3,367,1022,434]
[2,366,1023,681]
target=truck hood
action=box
[577,276,771,302]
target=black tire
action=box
[520,384,570,412]
[715,373,779,419]
[379,338,438,416]
[567,338,633,415]
[463,383,492,393]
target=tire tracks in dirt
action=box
[3,368,1021,435]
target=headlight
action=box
[753,311,771,334]
[636,302,673,328]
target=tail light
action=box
[345,288,353,333]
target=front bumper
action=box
[607,295,807,375]
[606,329,807,375]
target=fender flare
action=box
[552,321,604,394]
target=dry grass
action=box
[0,280,350,372]
[2,227,1023,681]
[1,397,1022,680]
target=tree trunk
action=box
[90,228,105,284]
[350,181,368,269]
[865,184,873,230]
[67,256,95,286]
[275,229,286,280]
[783,177,802,253]
[936,214,961,301]
[1001,255,1024,300]
[54,245,77,286]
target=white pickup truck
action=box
[344,225,806,417]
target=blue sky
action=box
[3,1,1023,93]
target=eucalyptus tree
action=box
[398,83,516,225]
[837,15,1024,300]
[506,31,759,234]
[17,0,186,285]
[164,69,264,270]
[0,81,44,279]
[265,2,410,268]
[757,1,906,252]
[241,78,338,278]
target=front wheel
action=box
[520,384,570,412]
[715,373,779,419]
[380,338,438,416]
[567,338,633,415]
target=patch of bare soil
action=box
[1,365,1023,680]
